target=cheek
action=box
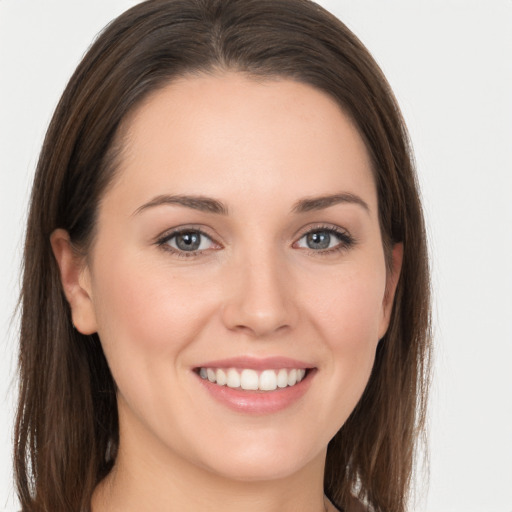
[88,255,220,426]
[335,278,384,366]
[302,266,386,407]
[89,252,219,366]
[309,265,386,344]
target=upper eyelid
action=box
[293,225,356,251]
[156,228,221,257]
[293,223,351,240]
[155,225,219,243]
[154,223,353,249]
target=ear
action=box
[378,242,403,339]
[50,229,98,335]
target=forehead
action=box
[108,72,377,214]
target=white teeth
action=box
[259,369,277,391]
[240,369,259,390]
[277,368,288,388]
[199,367,308,391]
[226,368,240,388]
[216,368,227,386]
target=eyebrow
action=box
[291,193,370,214]
[133,194,228,216]
[133,191,369,217]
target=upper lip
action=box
[195,356,315,370]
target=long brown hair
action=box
[15,1,431,510]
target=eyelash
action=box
[295,225,356,255]
[156,227,218,258]
[155,225,355,258]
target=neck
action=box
[93,454,328,512]
[92,428,329,512]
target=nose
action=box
[221,249,298,338]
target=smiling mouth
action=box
[196,367,308,391]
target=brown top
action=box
[326,495,367,512]
[347,495,367,512]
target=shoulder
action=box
[326,495,367,512]
[346,495,368,512]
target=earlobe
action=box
[378,242,403,339]
[50,229,98,335]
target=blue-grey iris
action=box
[307,231,331,250]
[176,231,201,251]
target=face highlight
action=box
[63,73,400,485]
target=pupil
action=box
[307,231,330,250]
[176,232,200,251]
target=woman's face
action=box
[67,73,400,482]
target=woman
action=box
[14,0,431,511]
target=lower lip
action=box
[195,370,315,414]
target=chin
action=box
[191,431,325,483]
[203,455,313,483]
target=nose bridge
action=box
[221,242,297,337]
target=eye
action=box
[158,229,217,254]
[295,227,354,252]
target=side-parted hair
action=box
[15,1,431,511]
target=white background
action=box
[1,1,511,511]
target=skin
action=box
[52,73,402,512]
